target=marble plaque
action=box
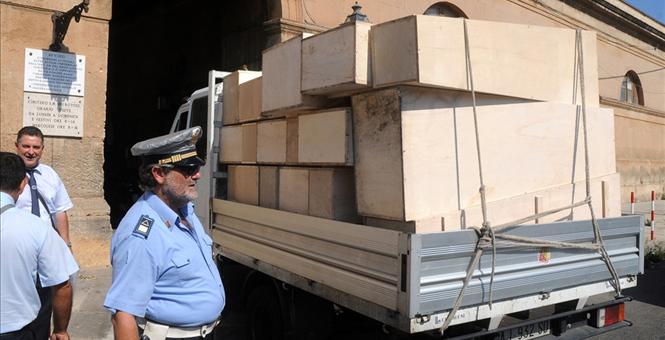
[24,48,85,96]
[23,92,84,137]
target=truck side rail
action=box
[212,199,643,334]
[406,215,643,319]
[212,199,401,310]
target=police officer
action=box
[104,127,225,340]
[0,152,79,340]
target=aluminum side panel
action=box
[411,216,642,317]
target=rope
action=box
[440,19,494,334]
[438,24,623,335]
[575,29,623,296]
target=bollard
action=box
[651,191,656,241]
[630,192,635,214]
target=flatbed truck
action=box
[168,71,643,340]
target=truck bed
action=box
[211,199,643,333]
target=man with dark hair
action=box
[0,152,79,340]
[15,126,74,241]
[14,126,74,339]
[104,127,225,340]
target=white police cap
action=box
[130,126,204,165]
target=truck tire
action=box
[246,284,287,340]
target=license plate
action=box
[493,321,551,340]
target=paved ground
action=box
[591,261,665,340]
[69,263,665,339]
[69,266,114,340]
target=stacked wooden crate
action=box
[221,15,620,233]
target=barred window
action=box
[619,71,644,106]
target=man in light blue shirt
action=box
[104,127,225,340]
[0,152,79,340]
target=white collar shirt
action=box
[16,163,73,225]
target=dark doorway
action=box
[103,0,267,228]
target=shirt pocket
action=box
[170,255,194,281]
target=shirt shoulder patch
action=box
[132,215,154,239]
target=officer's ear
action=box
[18,175,28,194]
[151,165,169,185]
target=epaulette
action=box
[132,215,154,239]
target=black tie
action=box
[27,169,40,217]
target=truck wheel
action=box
[246,285,286,340]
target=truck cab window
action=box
[190,97,208,160]
[177,111,188,131]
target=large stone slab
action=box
[297,108,353,165]
[228,165,259,205]
[371,15,599,106]
[352,86,616,224]
[301,21,371,96]
[262,34,329,116]
[222,70,262,125]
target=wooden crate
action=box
[352,86,616,224]
[228,165,259,205]
[222,70,262,125]
[298,108,353,165]
[257,119,287,163]
[309,168,358,222]
[261,34,330,117]
[301,21,371,96]
[371,15,599,106]
[278,167,309,214]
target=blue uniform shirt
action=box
[1,192,79,333]
[104,191,225,327]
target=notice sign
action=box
[24,48,85,96]
[23,93,84,137]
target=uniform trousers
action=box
[29,283,53,340]
[0,326,36,340]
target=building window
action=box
[424,2,468,18]
[620,70,644,105]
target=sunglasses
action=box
[161,164,201,177]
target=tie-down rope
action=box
[438,23,623,335]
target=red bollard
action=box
[630,192,635,214]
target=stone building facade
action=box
[1,0,112,266]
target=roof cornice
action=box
[559,0,665,51]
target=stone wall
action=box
[612,103,665,201]
[0,0,112,267]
